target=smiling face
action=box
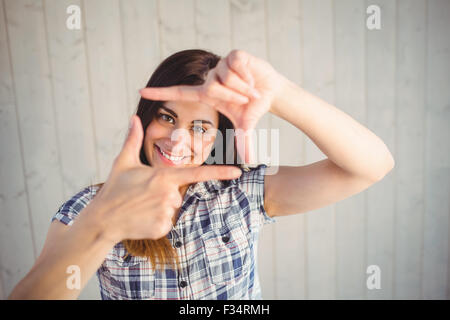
[143,101,220,169]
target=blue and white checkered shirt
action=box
[51,164,276,300]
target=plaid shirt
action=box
[51,164,276,300]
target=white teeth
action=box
[159,147,184,161]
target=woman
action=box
[9,49,394,300]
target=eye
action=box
[157,113,174,124]
[192,126,206,134]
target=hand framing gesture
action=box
[139,49,285,164]
[94,115,242,242]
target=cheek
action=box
[145,121,169,142]
[144,122,166,155]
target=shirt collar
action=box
[186,178,238,200]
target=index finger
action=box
[139,85,201,102]
[171,165,242,186]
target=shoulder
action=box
[63,185,98,210]
[51,185,100,226]
[233,164,275,228]
[234,164,267,197]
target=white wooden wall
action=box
[0,0,449,300]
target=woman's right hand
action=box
[90,115,242,243]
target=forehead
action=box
[162,101,219,125]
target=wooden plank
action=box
[334,0,366,299]
[44,0,98,211]
[195,0,231,56]
[229,0,276,299]
[158,0,196,58]
[4,0,67,255]
[366,0,396,299]
[423,0,450,299]
[0,0,36,298]
[301,0,336,299]
[394,0,426,299]
[82,0,129,182]
[43,0,101,300]
[119,0,161,117]
[266,0,306,300]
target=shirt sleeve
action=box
[51,186,97,226]
[236,164,276,229]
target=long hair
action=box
[92,49,241,270]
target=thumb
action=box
[115,115,144,169]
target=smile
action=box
[155,145,188,164]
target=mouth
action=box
[154,144,190,166]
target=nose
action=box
[168,127,192,154]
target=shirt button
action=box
[175,241,182,248]
[222,236,230,243]
[179,281,188,288]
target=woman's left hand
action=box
[139,49,286,164]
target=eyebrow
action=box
[158,105,215,126]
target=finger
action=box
[172,165,242,186]
[167,189,183,209]
[213,102,245,128]
[140,82,249,106]
[235,126,257,165]
[115,115,144,168]
[216,59,261,100]
[226,52,255,89]
[173,191,183,208]
[213,104,236,127]
[140,85,201,102]
[205,79,250,105]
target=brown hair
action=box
[92,49,241,270]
